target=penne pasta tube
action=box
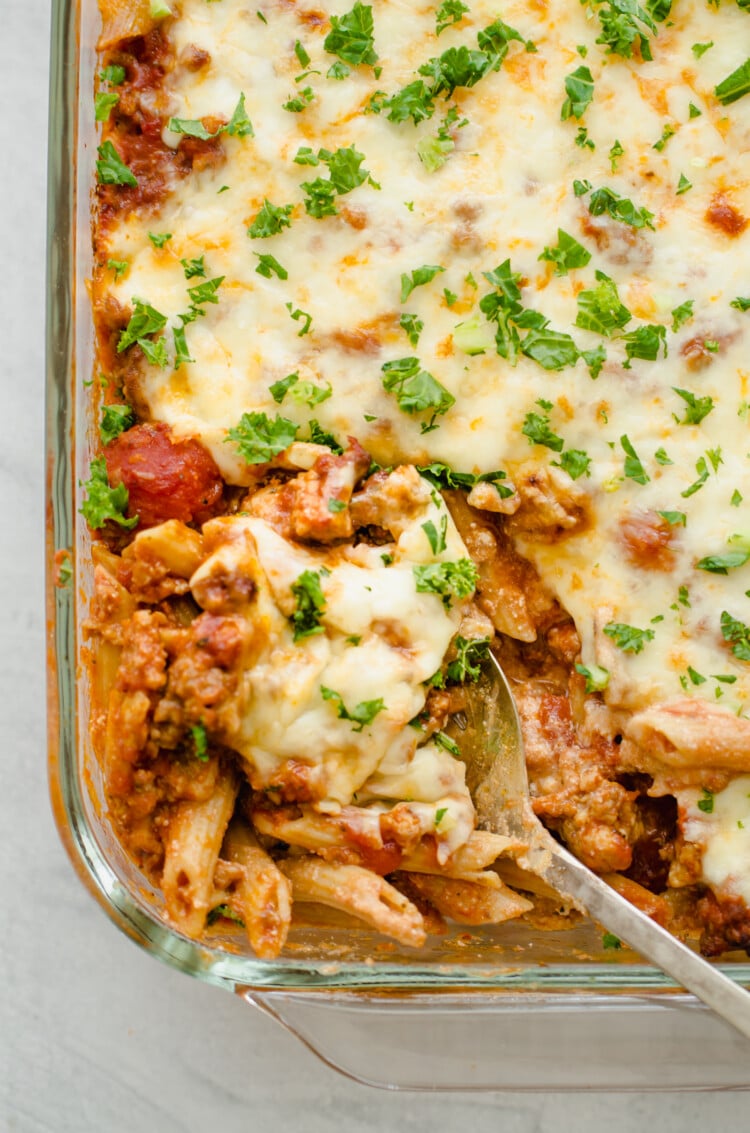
[124,520,204,579]
[224,820,292,960]
[399,871,533,927]
[162,767,239,939]
[402,831,524,877]
[279,858,426,948]
[97,0,161,49]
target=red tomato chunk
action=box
[106,422,223,528]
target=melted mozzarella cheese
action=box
[685,777,750,903]
[102,0,750,717]
[188,484,474,855]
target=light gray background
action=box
[2,1,749,1127]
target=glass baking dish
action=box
[45,0,750,1090]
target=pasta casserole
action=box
[83,0,750,958]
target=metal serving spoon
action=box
[454,652,750,1042]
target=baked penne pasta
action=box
[83,0,750,960]
[223,820,292,960]
[279,858,427,949]
[162,767,239,938]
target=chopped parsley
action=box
[290,380,332,409]
[435,0,470,35]
[582,344,607,378]
[417,106,467,170]
[306,420,343,452]
[180,255,206,279]
[721,610,750,661]
[671,300,694,331]
[696,535,750,574]
[575,126,595,150]
[602,932,622,950]
[96,140,137,187]
[715,58,750,106]
[575,271,632,336]
[621,324,667,368]
[226,93,254,137]
[206,904,245,927]
[434,731,461,757]
[575,663,610,693]
[658,510,686,526]
[285,303,313,336]
[324,144,373,193]
[589,0,657,62]
[327,61,351,79]
[522,411,563,452]
[652,123,676,152]
[731,297,750,312]
[609,139,624,171]
[168,116,219,140]
[80,459,138,530]
[320,686,386,731]
[99,64,126,85]
[681,456,710,498]
[291,570,327,641]
[248,199,294,238]
[676,173,692,195]
[269,372,300,403]
[117,299,168,367]
[672,387,714,426]
[554,449,592,480]
[561,65,594,120]
[413,559,478,606]
[173,325,194,369]
[422,514,448,554]
[620,434,649,484]
[453,314,494,356]
[520,328,580,371]
[399,313,424,347]
[381,356,455,433]
[538,229,591,276]
[106,259,128,280]
[302,177,339,217]
[446,635,492,683]
[283,87,315,113]
[95,91,119,122]
[692,41,713,58]
[294,39,311,68]
[324,2,379,67]
[603,622,655,653]
[435,806,449,826]
[400,264,445,303]
[254,253,288,280]
[187,276,224,307]
[577,182,655,230]
[191,723,209,762]
[416,462,514,498]
[100,403,135,445]
[733,490,744,507]
[697,789,715,814]
[226,412,298,464]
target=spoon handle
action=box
[542,841,750,1042]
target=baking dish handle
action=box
[240,988,750,1090]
